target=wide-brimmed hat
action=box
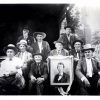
[17,40,27,47]
[33,32,46,39]
[82,44,95,52]
[73,39,84,46]
[3,44,17,53]
[53,40,64,45]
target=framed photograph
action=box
[48,56,74,85]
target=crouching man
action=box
[29,53,48,95]
[0,44,24,94]
[75,44,100,95]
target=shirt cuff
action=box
[81,76,86,82]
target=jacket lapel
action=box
[82,58,87,74]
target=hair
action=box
[23,29,29,33]
[57,62,65,69]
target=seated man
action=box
[29,53,48,95]
[54,62,69,83]
[50,40,69,56]
[76,44,100,95]
[0,44,24,94]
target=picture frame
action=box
[48,56,74,86]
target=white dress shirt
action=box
[86,58,93,77]
[0,56,23,77]
[38,42,43,53]
[58,73,63,81]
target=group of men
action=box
[0,26,100,95]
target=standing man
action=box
[29,53,48,95]
[59,26,78,51]
[75,44,100,95]
[17,28,35,53]
[32,32,51,62]
[0,44,24,94]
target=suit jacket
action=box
[53,72,69,83]
[59,34,78,50]
[17,35,35,46]
[75,57,100,80]
[69,49,83,59]
[29,62,48,80]
[50,49,69,56]
[32,41,51,61]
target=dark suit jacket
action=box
[32,41,51,61]
[17,35,35,46]
[53,73,69,83]
[59,34,78,50]
[75,57,100,80]
[69,49,83,59]
[29,62,48,80]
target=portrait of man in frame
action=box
[48,56,74,86]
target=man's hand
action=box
[37,77,44,84]
[83,78,90,87]
[30,76,37,83]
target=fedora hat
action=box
[33,53,43,58]
[17,40,27,47]
[33,32,46,39]
[3,44,17,53]
[73,39,84,46]
[82,44,95,52]
[53,40,64,45]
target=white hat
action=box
[83,44,95,52]
[17,40,27,47]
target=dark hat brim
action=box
[3,46,17,53]
[73,40,84,46]
[33,53,43,57]
[82,48,95,52]
[33,32,46,39]
[54,40,64,45]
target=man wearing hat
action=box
[75,44,100,95]
[32,32,51,62]
[68,40,84,95]
[17,28,35,53]
[0,44,24,94]
[16,40,33,94]
[28,53,48,95]
[58,26,78,51]
[70,39,84,65]
[50,39,69,56]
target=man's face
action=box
[74,42,81,50]
[55,43,63,50]
[65,28,71,35]
[34,55,42,63]
[84,50,93,59]
[19,44,26,52]
[23,30,29,39]
[6,49,15,59]
[57,64,64,74]
[36,34,43,42]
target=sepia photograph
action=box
[0,0,100,96]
